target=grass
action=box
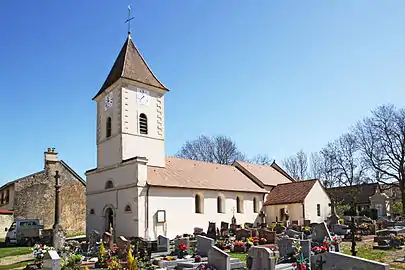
[0,246,31,259]
[229,252,247,262]
[0,259,34,270]
[66,232,85,238]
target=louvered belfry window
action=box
[139,113,148,134]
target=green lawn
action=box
[0,259,34,270]
[229,252,247,262]
[0,246,32,258]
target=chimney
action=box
[44,147,58,166]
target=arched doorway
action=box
[105,207,114,233]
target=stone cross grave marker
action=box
[246,246,278,270]
[208,245,231,270]
[196,235,215,257]
[157,235,170,253]
[42,250,61,270]
[103,231,114,250]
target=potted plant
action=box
[178,243,187,259]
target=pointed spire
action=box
[93,36,168,100]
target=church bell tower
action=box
[92,33,169,169]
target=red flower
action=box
[300,264,307,270]
[179,243,187,251]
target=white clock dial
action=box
[137,88,150,105]
[104,92,113,111]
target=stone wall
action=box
[13,161,86,235]
[0,213,13,239]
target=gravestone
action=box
[259,229,276,244]
[285,229,303,239]
[310,222,332,244]
[87,230,101,256]
[304,220,311,227]
[196,235,215,257]
[103,232,114,250]
[157,235,170,253]
[245,222,254,229]
[117,236,131,260]
[312,251,389,270]
[236,228,251,240]
[207,222,217,240]
[174,237,190,252]
[221,222,229,232]
[42,250,61,270]
[278,238,295,259]
[194,227,204,235]
[208,246,231,270]
[332,224,350,235]
[246,246,278,270]
[251,228,258,237]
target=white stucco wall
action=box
[264,203,304,225]
[147,187,263,240]
[303,180,331,223]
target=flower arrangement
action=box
[98,242,108,267]
[311,245,328,254]
[195,255,202,263]
[331,235,340,245]
[197,263,217,270]
[259,237,267,245]
[323,236,330,248]
[355,231,362,241]
[31,244,52,268]
[292,240,310,270]
[179,243,187,251]
[178,243,188,259]
[127,249,138,270]
[107,256,122,270]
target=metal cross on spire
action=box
[125,5,135,35]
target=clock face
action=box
[104,92,113,111]
[137,88,150,105]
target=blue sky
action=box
[1,1,405,184]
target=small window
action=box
[106,117,112,138]
[236,196,243,213]
[195,194,204,214]
[4,190,9,204]
[217,196,225,213]
[105,180,114,189]
[253,197,258,213]
[89,209,95,215]
[0,192,3,205]
[139,113,148,134]
[317,204,321,216]
[125,204,132,213]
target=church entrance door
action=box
[105,207,114,233]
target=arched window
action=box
[253,197,258,213]
[236,196,243,213]
[105,180,114,189]
[139,113,148,134]
[89,209,95,215]
[106,117,112,138]
[217,196,225,213]
[195,194,204,214]
[125,204,132,213]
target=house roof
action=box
[0,160,85,191]
[326,183,379,205]
[147,157,267,193]
[270,161,296,181]
[93,34,168,100]
[263,179,318,205]
[233,161,294,187]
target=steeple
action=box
[93,35,168,100]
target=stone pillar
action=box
[53,170,65,250]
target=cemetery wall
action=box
[0,212,13,239]
[304,180,331,223]
[147,187,264,239]
[13,161,86,235]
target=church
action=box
[85,32,299,240]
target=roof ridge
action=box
[275,179,317,186]
[167,156,235,168]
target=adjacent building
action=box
[0,148,86,235]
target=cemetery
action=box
[7,210,405,269]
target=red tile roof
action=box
[264,179,318,205]
[0,209,13,214]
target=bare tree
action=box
[176,135,246,165]
[318,143,339,188]
[310,152,323,179]
[332,133,368,187]
[283,150,308,180]
[355,104,405,213]
[250,154,272,165]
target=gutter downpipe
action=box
[302,202,305,225]
[145,184,150,238]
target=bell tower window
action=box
[106,117,112,138]
[139,113,148,134]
